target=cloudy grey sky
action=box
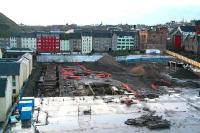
[1,0,200,25]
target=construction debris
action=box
[124,112,170,129]
[171,68,199,79]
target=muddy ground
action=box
[83,61,200,95]
[24,54,200,97]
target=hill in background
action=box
[0,12,23,37]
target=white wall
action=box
[21,37,36,50]
[12,75,21,97]
[22,53,33,74]
[82,36,93,54]
[0,78,12,122]
[0,75,20,97]
[0,48,2,58]
[21,59,29,81]
[10,37,17,48]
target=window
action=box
[12,75,16,87]
[13,89,16,94]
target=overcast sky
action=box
[1,0,200,26]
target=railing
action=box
[165,50,200,69]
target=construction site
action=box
[34,54,200,98]
[6,53,200,133]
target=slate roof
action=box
[195,20,200,25]
[11,32,36,38]
[0,58,18,62]
[180,26,196,32]
[60,33,69,40]
[0,62,20,76]
[82,32,92,36]
[113,31,136,37]
[36,32,59,37]
[68,33,81,39]
[92,32,112,38]
[0,78,7,97]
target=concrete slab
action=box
[7,90,200,133]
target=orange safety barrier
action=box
[121,83,135,93]
[62,67,75,72]
[62,71,74,76]
[151,83,159,90]
[96,72,111,78]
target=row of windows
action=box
[82,46,92,49]
[117,42,135,45]
[61,42,69,44]
[10,41,16,43]
[0,38,9,41]
[117,46,136,49]
[82,46,92,50]
[117,39,134,41]
[37,40,59,42]
[37,46,59,48]
[22,45,36,48]
[82,49,92,52]
[22,38,35,40]
[82,40,92,42]
[22,41,36,43]
[61,44,69,46]
[37,37,59,39]
[37,44,60,46]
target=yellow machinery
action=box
[165,50,200,69]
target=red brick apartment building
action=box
[36,33,60,53]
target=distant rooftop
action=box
[180,26,196,32]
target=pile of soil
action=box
[130,63,162,79]
[130,66,145,76]
[98,54,121,67]
[171,68,199,79]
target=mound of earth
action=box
[97,54,121,67]
[130,66,145,76]
[171,68,199,79]
[130,63,162,79]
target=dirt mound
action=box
[97,54,121,67]
[171,68,199,79]
[131,66,145,75]
[130,63,161,79]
